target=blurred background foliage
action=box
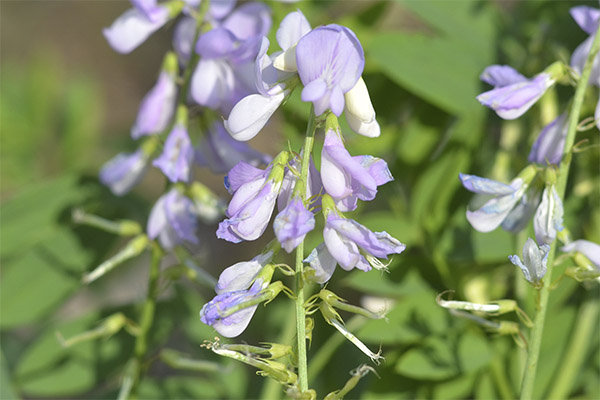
[1,0,598,399]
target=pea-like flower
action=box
[306,205,405,284]
[477,65,554,120]
[190,2,272,114]
[99,149,149,196]
[217,155,287,243]
[152,124,194,182]
[147,189,199,250]
[296,24,364,116]
[273,197,315,253]
[528,114,568,165]
[533,185,564,245]
[216,251,273,294]
[321,128,393,211]
[509,238,550,286]
[103,0,178,54]
[570,6,600,87]
[459,166,537,232]
[131,54,178,138]
[224,10,311,141]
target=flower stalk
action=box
[519,22,600,400]
[294,105,318,392]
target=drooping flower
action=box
[570,5,600,87]
[306,200,405,284]
[201,262,277,337]
[509,238,550,286]
[131,53,178,139]
[200,278,266,337]
[459,166,538,232]
[296,24,364,116]
[273,197,315,253]
[217,154,287,243]
[195,121,271,174]
[103,0,180,54]
[224,10,311,141]
[321,128,393,211]
[99,149,150,196]
[190,2,272,114]
[477,65,554,120]
[215,251,273,294]
[152,123,194,182]
[533,185,564,245]
[562,240,600,269]
[147,189,198,250]
[528,113,568,165]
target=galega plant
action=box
[69,1,404,398]
[440,4,600,400]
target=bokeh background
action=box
[1,0,599,399]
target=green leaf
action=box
[395,337,458,380]
[411,149,470,233]
[138,377,224,399]
[457,332,492,373]
[1,349,20,400]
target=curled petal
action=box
[276,10,311,50]
[191,58,235,109]
[509,238,549,285]
[480,65,527,87]
[533,186,564,245]
[103,7,169,54]
[344,77,380,137]
[570,6,600,34]
[476,73,553,119]
[153,124,194,182]
[465,178,526,232]
[571,35,600,87]
[459,173,516,195]
[224,86,287,141]
[305,243,337,284]
[273,197,315,253]
[221,2,272,41]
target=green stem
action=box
[295,105,317,392]
[546,294,599,399]
[519,24,600,400]
[127,243,163,398]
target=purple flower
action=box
[477,65,554,120]
[217,161,283,243]
[571,6,600,87]
[306,212,405,284]
[215,251,273,294]
[528,114,568,165]
[321,129,393,212]
[131,70,177,139]
[459,167,537,232]
[533,186,564,245]
[273,197,315,253]
[103,0,173,54]
[200,278,266,337]
[99,149,149,196]
[225,11,311,141]
[148,189,198,250]
[562,240,600,269]
[190,3,272,114]
[296,24,364,116]
[500,187,541,233]
[153,124,194,182]
[195,121,271,174]
[173,16,197,64]
[509,238,549,286]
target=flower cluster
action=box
[200,11,405,343]
[100,0,273,250]
[462,4,600,285]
